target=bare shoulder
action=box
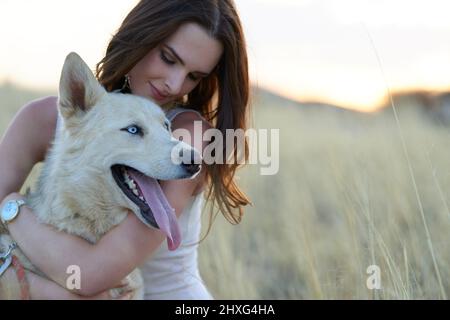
[170,110,213,131]
[19,96,59,160]
[24,96,58,122]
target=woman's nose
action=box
[165,71,185,96]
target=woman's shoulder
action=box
[20,96,59,157]
[24,95,59,128]
[24,95,58,121]
[26,95,58,107]
[168,107,213,131]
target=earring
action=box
[120,74,131,93]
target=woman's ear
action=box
[58,52,106,120]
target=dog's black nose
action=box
[182,162,201,175]
[181,149,201,175]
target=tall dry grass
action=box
[199,95,450,300]
[1,84,449,299]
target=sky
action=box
[1,0,449,112]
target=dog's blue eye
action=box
[128,127,138,134]
[121,125,143,136]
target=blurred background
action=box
[1,0,450,299]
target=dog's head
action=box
[56,52,202,250]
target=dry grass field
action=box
[200,90,450,300]
[1,83,449,299]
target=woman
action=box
[0,0,250,299]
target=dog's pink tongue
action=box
[128,172,181,251]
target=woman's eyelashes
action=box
[188,73,199,81]
[160,50,200,82]
[160,50,175,65]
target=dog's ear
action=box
[58,52,106,119]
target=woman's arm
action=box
[0,266,129,300]
[2,108,209,296]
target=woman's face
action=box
[128,22,223,106]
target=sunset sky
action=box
[1,0,449,112]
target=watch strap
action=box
[17,199,26,207]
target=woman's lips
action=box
[149,83,167,102]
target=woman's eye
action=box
[121,125,143,136]
[188,73,199,81]
[160,51,175,65]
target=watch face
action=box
[2,201,18,221]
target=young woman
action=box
[0,0,251,299]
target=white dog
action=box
[0,52,201,299]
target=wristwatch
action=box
[1,199,26,226]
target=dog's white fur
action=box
[0,52,200,299]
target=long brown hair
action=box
[96,0,251,231]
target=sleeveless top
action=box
[140,107,211,299]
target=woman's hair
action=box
[96,0,251,231]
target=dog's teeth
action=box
[139,196,145,202]
[125,178,136,190]
[132,188,139,196]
